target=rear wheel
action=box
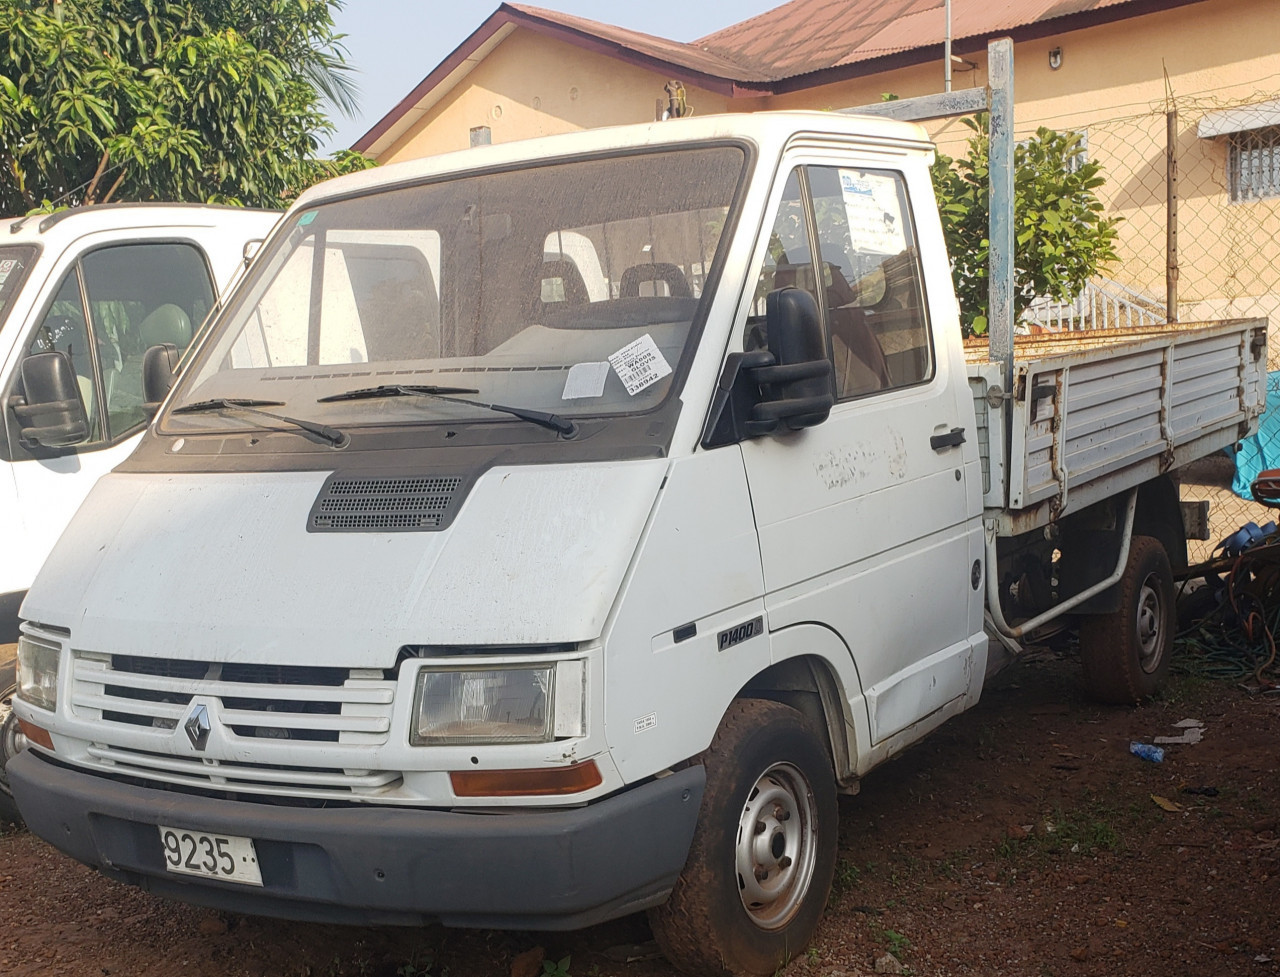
[649,698,837,977]
[1079,535,1175,704]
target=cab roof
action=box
[297,110,934,210]
[2,202,280,248]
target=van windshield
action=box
[170,146,745,435]
[0,246,38,334]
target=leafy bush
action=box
[931,116,1120,335]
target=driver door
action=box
[740,160,983,746]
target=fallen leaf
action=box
[1151,794,1183,812]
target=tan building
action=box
[355,0,1280,338]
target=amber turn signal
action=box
[18,719,54,751]
[450,760,603,797]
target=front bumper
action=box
[9,751,704,929]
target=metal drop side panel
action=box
[970,319,1266,535]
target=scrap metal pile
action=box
[1175,469,1280,690]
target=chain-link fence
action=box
[1087,93,1280,561]
[927,91,1280,562]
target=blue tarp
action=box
[1232,370,1280,499]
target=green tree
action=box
[0,0,374,213]
[931,116,1119,335]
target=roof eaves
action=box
[762,0,1211,94]
[352,8,516,153]
[352,3,777,154]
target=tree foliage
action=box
[931,116,1120,335]
[0,0,375,213]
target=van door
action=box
[6,240,216,595]
[739,161,981,745]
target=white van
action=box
[0,204,279,640]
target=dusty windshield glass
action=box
[170,147,745,434]
[0,246,38,334]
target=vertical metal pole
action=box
[987,37,1016,399]
[945,0,953,93]
[1166,108,1179,323]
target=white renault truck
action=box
[8,113,1265,976]
[0,204,278,822]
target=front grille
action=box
[71,650,395,771]
[308,474,466,532]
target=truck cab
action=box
[0,204,280,639]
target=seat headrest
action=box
[530,259,589,319]
[138,303,193,350]
[619,262,691,298]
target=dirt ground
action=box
[0,645,1277,977]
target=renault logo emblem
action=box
[184,703,211,751]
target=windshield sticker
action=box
[609,334,672,396]
[838,170,906,255]
[562,361,610,400]
[297,210,318,226]
[0,259,15,284]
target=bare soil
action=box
[1,648,1277,977]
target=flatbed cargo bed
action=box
[965,319,1268,536]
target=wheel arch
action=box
[737,627,863,791]
[1134,474,1187,571]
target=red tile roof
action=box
[692,0,1197,81]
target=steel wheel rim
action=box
[1136,572,1166,673]
[735,761,818,930]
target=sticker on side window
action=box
[561,361,610,399]
[608,334,672,396]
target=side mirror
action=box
[10,351,90,448]
[701,287,834,448]
[142,343,181,416]
[243,239,263,266]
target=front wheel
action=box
[649,698,838,977]
[1078,535,1175,704]
[0,673,23,826]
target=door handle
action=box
[930,426,966,451]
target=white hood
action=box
[22,460,668,665]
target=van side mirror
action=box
[243,239,263,266]
[10,351,90,448]
[142,343,181,416]
[701,287,835,448]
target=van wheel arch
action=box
[739,655,856,790]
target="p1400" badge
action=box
[717,616,764,651]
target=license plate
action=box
[158,825,263,886]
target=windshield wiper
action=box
[318,384,479,402]
[172,398,348,447]
[318,384,578,437]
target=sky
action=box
[322,0,781,153]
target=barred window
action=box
[1229,126,1280,202]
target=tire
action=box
[0,676,23,827]
[1079,535,1175,705]
[649,698,838,977]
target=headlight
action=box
[411,660,585,746]
[17,634,61,712]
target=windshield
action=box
[169,146,745,435]
[0,246,38,334]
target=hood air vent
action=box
[308,473,468,532]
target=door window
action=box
[750,166,934,400]
[78,243,215,438]
[23,242,216,447]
